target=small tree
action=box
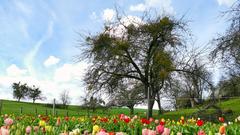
[27,85,43,103]
[12,82,28,102]
[59,90,71,108]
[82,95,105,112]
[107,82,145,115]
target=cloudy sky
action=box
[0,0,236,105]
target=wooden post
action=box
[20,107,23,114]
[45,109,48,115]
[53,98,56,116]
[35,108,38,115]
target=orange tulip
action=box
[108,132,115,135]
[219,126,225,134]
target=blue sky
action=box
[0,0,236,105]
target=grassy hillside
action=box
[0,99,239,120]
[162,98,240,120]
[0,100,154,116]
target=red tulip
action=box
[156,125,164,134]
[197,119,204,126]
[219,117,224,123]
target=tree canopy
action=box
[79,14,187,117]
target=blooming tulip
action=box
[0,126,9,135]
[156,125,164,134]
[219,126,225,134]
[142,128,149,135]
[96,131,108,135]
[162,128,170,135]
[148,130,156,135]
[4,118,13,126]
[25,126,32,134]
[197,130,206,135]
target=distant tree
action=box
[82,94,105,112]
[59,90,71,108]
[107,81,145,115]
[12,82,28,102]
[27,85,43,103]
[217,76,240,98]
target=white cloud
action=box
[0,62,89,105]
[129,0,174,15]
[54,62,88,83]
[130,3,146,12]
[102,8,116,22]
[109,15,144,38]
[44,56,60,67]
[217,0,236,7]
[6,64,27,77]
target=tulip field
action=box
[1,113,240,135]
[0,99,240,134]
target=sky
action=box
[0,0,237,106]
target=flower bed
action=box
[0,114,240,135]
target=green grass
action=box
[0,100,157,117]
[0,99,239,121]
[162,98,240,120]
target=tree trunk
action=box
[156,93,162,115]
[33,99,35,103]
[18,98,20,102]
[128,106,134,115]
[148,99,155,118]
[190,98,195,108]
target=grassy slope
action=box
[0,99,239,120]
[162,98,240,120]
[0,100,156,116]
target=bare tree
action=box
[59,90,71,108]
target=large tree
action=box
[12,82,28,102]
[27,85,43,103]
[79,14,186,117]
[211,1,240,76]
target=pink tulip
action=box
[96,131,108,135]
[25,126,32,134]
[162,128,170,135]
[156,125,164,134]
[0,126,10,135]
[149,118,154,122]
[142,128,149,135]
[198,130,206,135]
[148,130,156,135]
[4,118,13,126]
[116,132,124,135]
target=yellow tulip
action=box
[39,120,46,127]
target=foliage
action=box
[27,85,43,103]
[211,1,240,76]
[0,113,240,134]
[12,82,28,102]
[79,13,187,117]
[217,76,240,97]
